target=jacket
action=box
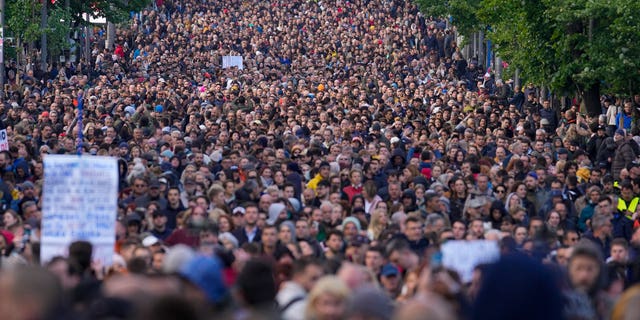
[612,140,636,181]
[276,281,307,320]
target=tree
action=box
[416,0,640,116]
[67,0,151,26]
[5,0,42,65]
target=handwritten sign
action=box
[222,56,244,70]
[40,156,119,265]
[0,129,8,151]
[441,240,500,283]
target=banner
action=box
[40,156,119,265]
[222,56,243,70]
[441,240,500,283]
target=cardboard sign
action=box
[40,156,119,265]
[441,240,500,283]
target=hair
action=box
[305,276,350,320]
[235,258,277,307]
[611,238,628,250]
[611,284,640,320]
[367,208,388,241]
[292,257,323,276]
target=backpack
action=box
[278,296,305,314]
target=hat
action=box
[287,162,302,174]
[232,207,246,215]
[179,255,227,304]
[352,136,363,144]
[380,263,399,277]
[615,129,625,136]
[540,119,550,126]
[41,111,49,118]
[149,179,160,189]
[142,235,161,247]
[527,171,538,180]
[119,142,129,149]
[319,161,331,168]
[20,181,35,190]
[557,148,568,155]
[597,125,606,131]
[161,150,174,158]
[468,197,485,208]
[126,214,142,225]
[124,106,136,115]
[155,105,163,113]
[158,177,168,185]
[158,78,166,83]
[390,137,400,144]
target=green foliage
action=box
[415,0,482,39]
[416,0,640,114]
[68,0,152,25]
[46,7,73,59]
[6,0,42,43]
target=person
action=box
[276,257,325,320]
[233,203,262,246]
[567,241,613,319]
[304,276,350,320]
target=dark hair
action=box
[235,258,277,307]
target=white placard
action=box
[222,56,244,70]
[40,156,119,265]
[0,129,8,151]
[441,240,500,283]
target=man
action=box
[149,211,172,240]
[135,179,168,210]
[276,258,324,320]
[567,241,608,319]
[324,230,344,260]
[528,217,545,238]
[584,214,613,259]
[468,219,485,240]
[612,129,636,181]
[524,172,547,215]
[259,224,287,259]
[401,216,429,255]
[233,203,262,246]
[379,263,402,299]
[163,187,185,230]
[307,161,331,192]
[365,246,385,275]
[342,169,363,202]
[122,177,149,207]
[608,238,629,264]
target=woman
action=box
[279,221,299,258]
[546,210,561,231]
[3,210,24,241]
[362,180,382,215]
[367,208,388,241]
[493,184,507,202]
[259,166,274,187]
[305,276,350,320]
[504,192,523,213]
[448,176,468,222]
[513,226,528,246]
[512,182,536,217]
[487,201,507,230]
[217,214,235,234]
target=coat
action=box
[612,140,636,181]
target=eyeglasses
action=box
[496,189,505,193]
[135,184,147,187]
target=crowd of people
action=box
[2,0,640,319]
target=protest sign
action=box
[0,129,8,151]
[441,240,500,283]
[222,56,244,69]
[40,156,119,265]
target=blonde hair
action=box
[612,284,640,320]
[367,208,388,241]
[305,276,350,320]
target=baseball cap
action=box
[380,264,399,277]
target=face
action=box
[514,227,527,244]
[568,255,600,293]
[365,250,383,273]
[3,213,17,228]
[610,245,628,263]
[405,221,422,241]
[279,225,293,243]
[261,227,278,247]
[452,221,466,240]
[314,293,346,320]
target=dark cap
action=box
[319,161,331,168]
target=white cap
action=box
[390,137,400,144]
[142,235,160,247]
